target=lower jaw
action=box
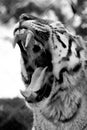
[22,70,53,103]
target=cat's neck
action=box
[32,109,58,130]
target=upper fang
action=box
[25,30,34,48]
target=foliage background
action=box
[0,0,87,130]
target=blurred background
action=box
[0,0,87,129]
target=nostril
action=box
[20,14,36,21]
[20,14,29,21]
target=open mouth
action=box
[14,26,53,103]
[21,67,53,103]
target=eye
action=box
[33,45,41,53]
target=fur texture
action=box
[14,14,87,130]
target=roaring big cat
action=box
[13,13,87,130]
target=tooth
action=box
[13,35,19,48]
[20,90,28,98]
[20,89,37,103]
[25,30,34,47]
[20,89,37,99]
[13,29,20,48]
[20,29,25,34]
[13,37,16,48]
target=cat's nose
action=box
[20,13,30,21]
[19,13,36,21]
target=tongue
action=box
[21,67,47,99]
[30,67,47,91]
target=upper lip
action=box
[13,23,35,49]
[14,19,35,35]
[14,26,27,34]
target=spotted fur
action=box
[14,14,87,130]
